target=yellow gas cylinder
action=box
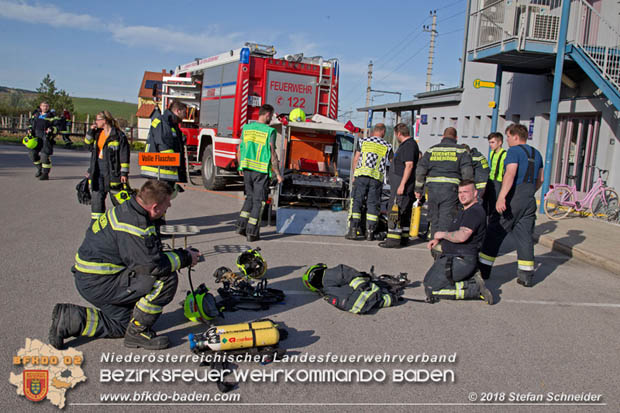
[215,327,280,351]
[210,320,275,335]
[410,200,421,238]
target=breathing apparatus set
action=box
[179,247,287,392]
[182,247,285,323]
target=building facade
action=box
[359,0,620,194]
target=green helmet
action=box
[183,284,219,323]
[289,108,306,122]
[22,134,39,149]
[302,263,327,292]
[236,248,267,279]
[111,183,136,206]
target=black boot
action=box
[516,270,534,287]
[379,236,401,248]
[124,318,169,350]
[235,225,247,236]
[35,166,42,178]
[48,303,90,350]
[366,229,375,241]
[473,272,494,305]
[246,233,260,242]
[39,172,49,181]
[345,224,364,240]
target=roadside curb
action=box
[534,232,620,275]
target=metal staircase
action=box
[566,0,620,110]
[468,0,620,110]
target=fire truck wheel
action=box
[202,144,225,190]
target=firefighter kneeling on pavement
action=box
[423,180,494,304]
[49,180,201,350]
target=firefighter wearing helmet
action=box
[235,104,284,242]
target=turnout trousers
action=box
[28,141,52,175]
[384,191,414,245]
[91,159,113,221]
[236,170,270,237]
[426,182,459,237]
[479,183,537,283]
[349,175,383,232]
[423,254,481,300]
[71,269,178,338]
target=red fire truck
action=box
[162,43,339,189]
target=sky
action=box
[0,0,469,125]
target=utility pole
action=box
[424,11,438,92]
[363,61,373,137]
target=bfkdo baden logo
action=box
[9,338,87,409]
[24,370,49,402]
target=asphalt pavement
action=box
[1,144,619,412]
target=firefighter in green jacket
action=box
[235,104,283,242]
[484,132,506,215]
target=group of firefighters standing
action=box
[43,98,542,351]
[347,122,543,304]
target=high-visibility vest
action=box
[354,138,391,181]
[489,148,506,182]
[238,123,275,176]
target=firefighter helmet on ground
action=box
[289,108,306,122]
[302,263,327,292]
[236,248,267,279]
[183,284,219,323]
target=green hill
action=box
[0,86,137,123]
[72,97,137,122]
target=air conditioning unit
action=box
[528,5,560,41]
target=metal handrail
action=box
[569,0,620,91]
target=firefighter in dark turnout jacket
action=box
[463,144,490,204]
[49,180,201,350]
[141,100,188,191]
[302,264,400,314]
[346,123,393,241]
[423,180,493,304]
[28,101,61,180]
[85,111,130,221]
[478,124,543,287]
[415,127,473,239]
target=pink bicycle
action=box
[544,166,619,220]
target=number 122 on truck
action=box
[163,43,339,190]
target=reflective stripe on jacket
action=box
[415,138,473,192]
[74,197,191,277]
[85,127,130,192]
[489,148,507,182]
[141,110,186,182]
